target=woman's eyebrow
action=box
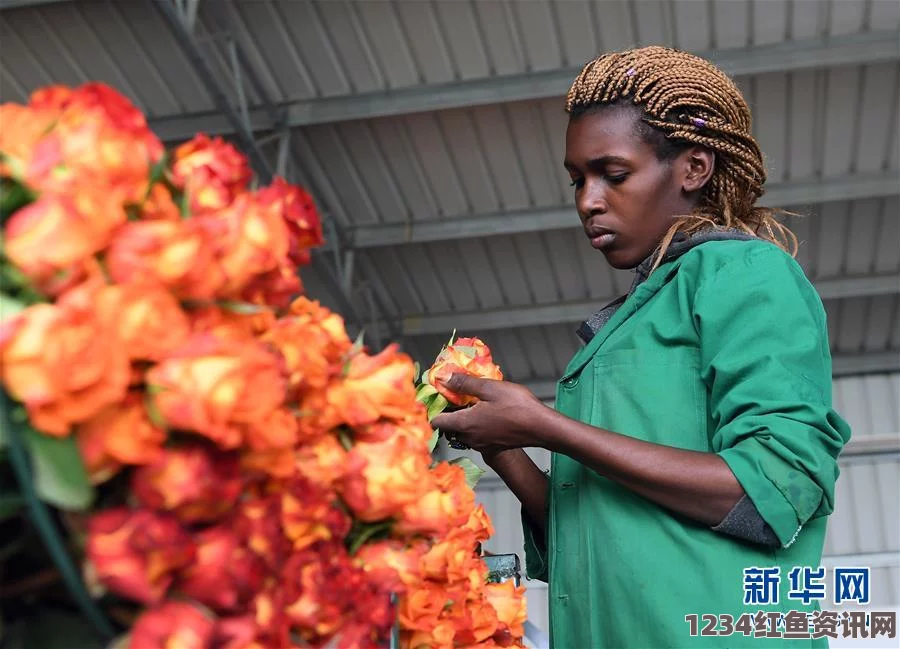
[564,155,631,170]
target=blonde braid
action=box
[567,46,798,263]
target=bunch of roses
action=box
[0,83,525,648]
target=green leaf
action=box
[218,299,269,315]
[447,328,457,346]
[0,292,26,324]
[347,519,394,555]
[426,394,449,421]
[0,492,24,521]
[22,427,94,511]
[453,345,476,359]
[449,457,486,490]
[144,394,167,430]
[412,361,421,383]
[337,428,353,451]
[0,177,36,222]
[415,382,438,403]
[427,427,440,454]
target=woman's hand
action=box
[429,374,549,454]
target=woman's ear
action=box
[680,146,715,194]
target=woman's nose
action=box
[577,180,608,221]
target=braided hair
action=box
[566,46,798,265]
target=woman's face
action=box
[564,108,704,269]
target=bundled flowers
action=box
[0,83,525,648]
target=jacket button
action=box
[561,377,578,388]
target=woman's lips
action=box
[589,231,616,250]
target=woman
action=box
[432,47,851,648]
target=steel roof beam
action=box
[353,174,898,248]
[146,31,900,141]
[399,274,900,336]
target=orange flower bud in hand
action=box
[171,134,251,215]
[425,337,503,407]
[132,445,242,524]
[128,601,216,649]
[85,508,195,605]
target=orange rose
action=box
[140,183,181,221]
[170,133,251,215]
[145,335,287,448]
[195,192,290,296]
[294,433,348,489]
[256,177,324,266]
[213,617,266,649]
[326,345,421,427]
[484,581,528,642]
[236,495,291,570]
[85,508,195,605]
[0,103,59,178]
[242,407,299,452]
[93,282,190,361]
[106,220,224,300]
[340,434,433,522]
[188,305,262,342]
[353,540,426,593]
[464,503,495,543]
[132,445,242,524]
[261,298,352,399]
[76,394,166,483]
[398,583,454,642]
[445,595,500,646]
[281,479,351,551]
[26,83,163,203]
[0,302,129,436]
[354,417,433,448]
[176,526,265,612]
[128,601,215,649]
[420,530,483,584]
[395,462,475,536]
[425,336,503,407]
[4,188,126,293]
[239,264,302,312]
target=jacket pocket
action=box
[590,347,710,452]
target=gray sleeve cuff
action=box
[712,494,781,548]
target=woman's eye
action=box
[607,173,628,184]
[569,178,584,189]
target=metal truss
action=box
[152,0,401,350]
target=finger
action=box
[431,408,468,433]
[438,373,501,400]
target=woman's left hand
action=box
[430,374,548,453]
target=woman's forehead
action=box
[564,109,655,163]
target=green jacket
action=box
[523,239,851,648]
